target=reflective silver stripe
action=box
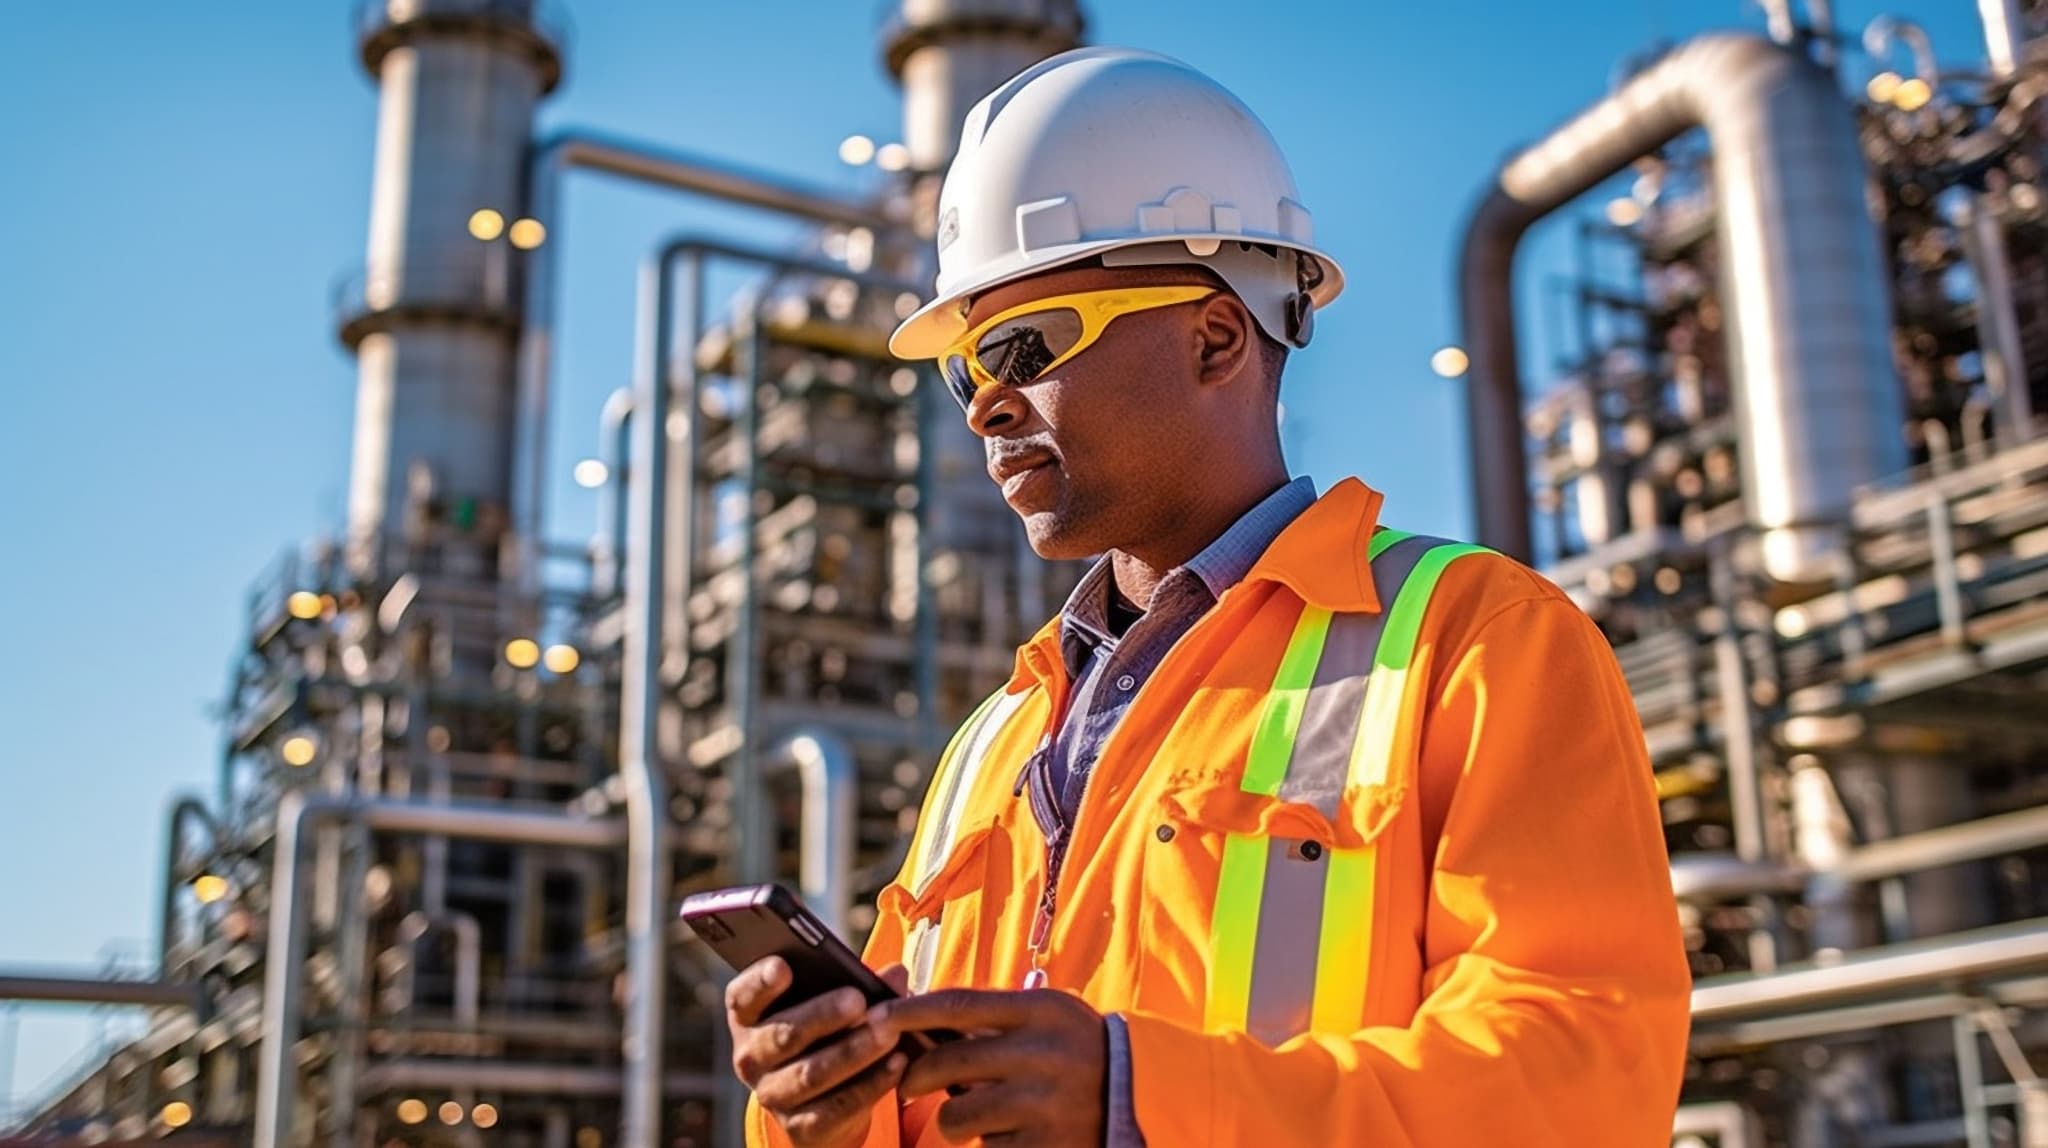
[1244,837,1328,1044]
[1273,535,1438,816]
[911,687,1032,897]
[1239,532,1463,1044]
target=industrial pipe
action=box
[615,238,923,1146]
[1958,196,2037,445]
[158,796,220,974]
[1691,917,2048,1023]
[594,387,634,599]
[1672,805,2048,900]
[1459,34,1902,578]
[618,250,679,1148]
[252,794,624,1148]
[765,731,860,937]
[1980,0,2031,79]
[0,975,203,1011]
[356,1059,717,1098]
[508,130,895,596]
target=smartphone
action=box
[680,883,960,1056]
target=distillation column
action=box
[343,0,562,579]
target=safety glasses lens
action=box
[941,354,977,412]
[974,309,1082,387]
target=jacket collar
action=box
[1011,476,1390,690]
[1243,476,1386,613]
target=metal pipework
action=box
[594,387,634,599]
[252,794,624,1148]
[1691,917,2048,1023]
[1459,34,1904,579]
[1672,805,2048,901]
[158,796,220,974]
[0,975,204,1011]
[1957,195,2037,445]
[508,130,894,593]
[766,731,860,938]
[1864,17,1941,87]
[356,1059,717,1098]
[633,236,922,1148]
[1980,0,2031,78]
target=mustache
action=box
[986,436,1060,469]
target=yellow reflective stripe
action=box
[904,687,1007,890]
[1204,831,1268,1033]
[1367,528,1412,560]
[1241,605,1334,797]
[1309,844,1378,1034]
[1347,543,1488,789]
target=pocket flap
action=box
[1160,781,1406,850]
[878,821,997,923]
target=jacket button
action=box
[1299,840,1323,862]
[1155,824,1176,843]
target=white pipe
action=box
[1980,0,2030,78]
[1864,17,1941,86]
[617,253,677,1148]
[1691,917,2048,1022]
[253,794,624,1148]
[1673,1102,1765,1148]
[766,731,859,938]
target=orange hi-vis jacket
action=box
[748,478,1692,1147]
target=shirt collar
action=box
[1056,476,1320,664]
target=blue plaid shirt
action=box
[1040,476,1319,1147]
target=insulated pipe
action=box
[619,251,678,1148]
[765,731,860,938]
[1691,917,2048,1022]
[356,1060,718,1098]
[0,976,203,1011]
[1459,35,1903,578]
[635,238,922,1148]
[253,795,624,1148]
[1864,17,1941,87]
[159,796,219,974]
[594,387,634,599]
[1670,805,2048,899]
[508,131,893,594]
[1959,196,2037,445]
[1981,0,2031,79]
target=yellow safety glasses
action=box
[936,284,1218,412]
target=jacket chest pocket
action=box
[881,819,1014,993]
[1136,781,1407,1045]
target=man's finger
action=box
[932,1079,1051,1144]
[896,1030,1044,1100]
[877,963,910,996]
[870,987,1040,1036]
[725,957,789,1028]
[753,1014,895,1110]
[734,987,869,1084]
[779,1052,908,1146]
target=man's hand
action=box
[869,988,1107,1147]
[726,957,910,1148]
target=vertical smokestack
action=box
[343,0,562,577]
[885,0,1086,196]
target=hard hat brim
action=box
[888,236,1345,361]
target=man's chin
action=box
[1019,511,1101,561]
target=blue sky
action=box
[0,0,1993,1108]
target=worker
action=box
[726,46,1691,1147]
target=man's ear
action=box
[1194,292,1257,388]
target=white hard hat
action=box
[889,46,1346,361]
